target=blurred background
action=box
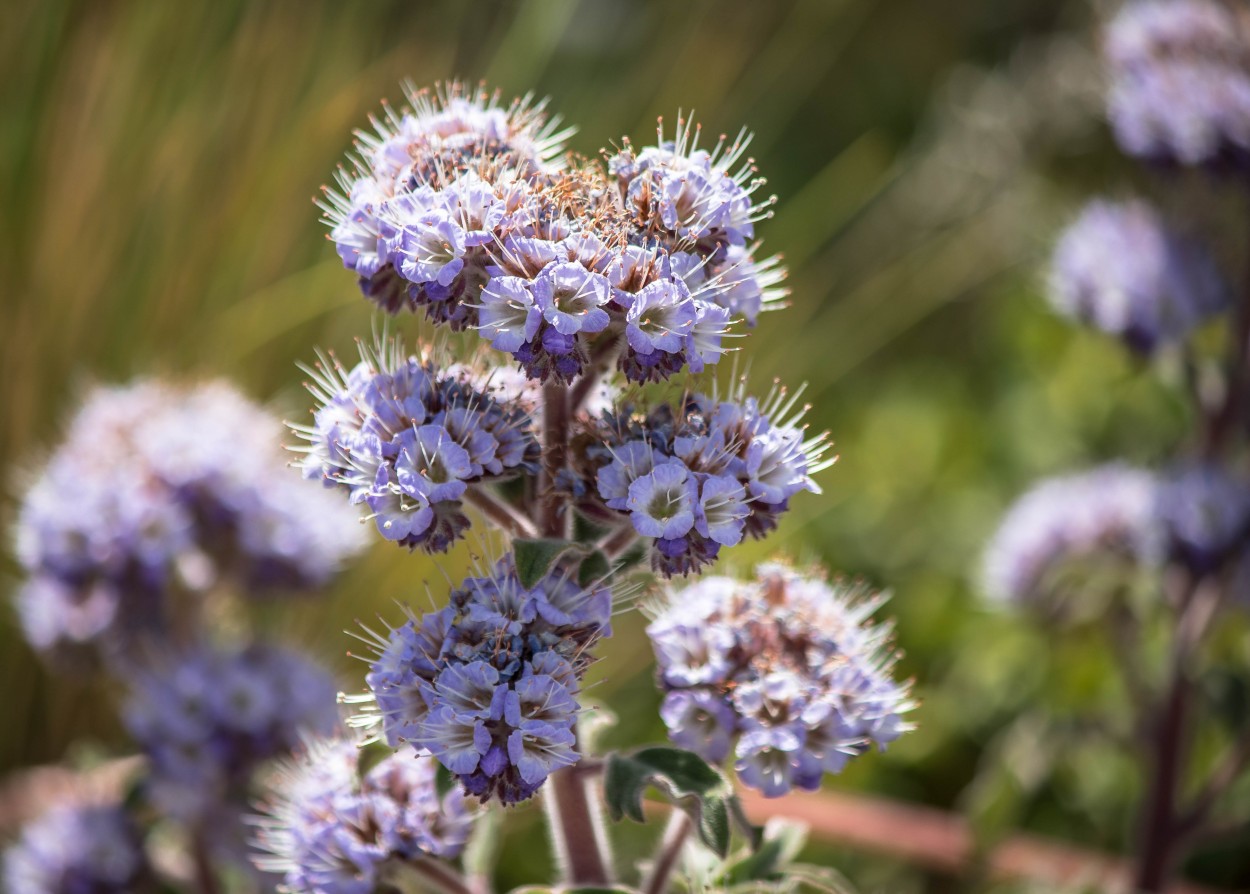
[3,0,1247,891]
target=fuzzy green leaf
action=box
[514,538,577,589]
[604,746,735,857]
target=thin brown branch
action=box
[737,788,1224,894]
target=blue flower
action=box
[297,338,539,554]
[479,276,541,352]
[625,279,697,355]
[394,425,474,503]
[982,464,1162,604]
[398,213,467,286]
[627,462,699,539]
[533,262,612,335]
[4,803,151,894]
[583,384,830,575]
[646,565,911,797]
[124,643,339,823]
[14,381,367,661]
[694,474,749,546]
[359,555,611,804]
[1049,199,1228,352]
[1105,0,1250,169]
[251,736,475,894]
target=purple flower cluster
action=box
[1158,463,1250,575]
[360,555,612,804]
[324,85,787,385]
[323,82,572,319]
[1106,0,1250,169]
[123,643,339,823]
[982,464,1163,604]
[14,381,366,660]
[647,564,911,798]
[581,383,831,576]
[252,736,474,894]
[1049,199,1228,352]
[297,338,539,553]
[4,803,152,894]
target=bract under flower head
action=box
[647,564,912,797]
[1049,199,1228,352]
[251,735,474,894]
[356,554,612,804]
[295,337,540,553]
[13,380,366,661]
[1105,0,1250,169]
[578,378,832,576]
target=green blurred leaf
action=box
[464,805,504,883]
[578,549,611,588]
[356,740,392,780]
[514,538,577,589]
[605,746,735,857]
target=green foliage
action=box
[605,746,744,857]
[513,538,579,589]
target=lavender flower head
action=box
[1157,462,1250,575]
[647,564,912,797]
[4,802,152,894]
[982,464,1163,604]
[13,381,366,660]
[322,81,573,319]
[579,379,833,576]
[323,86,787,385]
[357,554,612,804]
[123,642,339,824]
[1106,0,1250,169]
[252,736,474,894]
[1049,199,1228,352]
[296,337,539,553]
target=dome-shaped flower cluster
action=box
[13,381,366,660]
[982,464,1163,604]
[3,803,152,894]
[323,84,787,385]
[297,338,540,553]
[1106,0,1250,169]
[1049,199,1228,353]
[252,736,474,894]
[647,564,911,798]
[124,643,339,822]
[324,82,573,318]
[359,555,612,804]
[579,382,831,576]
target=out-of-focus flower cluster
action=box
[359,555,611,804]
[1106,0,1250,169]
[14,380,366,660]
[576,382,831,576]
[983,463,1250,604]
[252,736,474,894]
[124,643,340,826]
[298,338,539,554]
[3,803,153,894]
[323,83,786,384]
[1048,199,1228,353]
[647,564,912,797]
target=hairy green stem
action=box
[643,811,692,894]
[544,764,613,886]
